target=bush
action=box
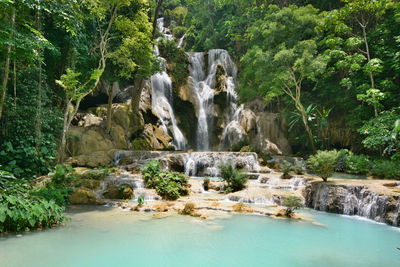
[51,164,77,186]
[283,195,302,217]
[240,146,252,152]
[0,170,16,189]
[0,183,65,233]
[203,178,210,191]
[280,161,294,179]
[335,149,351,172]
[307,150,339,182]
[32,187,71,206]
[141,161,189,200]
[346,154,371,175]
[220,164,248,192]
[292,161,306,175]
[180,202,196,215]
[370,160,400,180]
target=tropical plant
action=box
[219,164,248,192]
[280,161,294,179]
[137,195,145,206]
[346,154,371,175]
[141,161,189,200]
[283,195,302,217]
[0,182,65,233]
[307,150,339,181]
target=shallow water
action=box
[1,207,399,267]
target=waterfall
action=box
[306,183,400,226]
[150,18,187,150]
[182,152,260,177]
[187,49,238,151]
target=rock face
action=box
[115,150,261,177]
[305,182,400,226]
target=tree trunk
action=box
[299,106,316,153]
[361,24,375,90]
[152,0,164,38]
[0,9,15,120]
[35,8,43,152]
[57,101,71,163]
[106,87,113,133]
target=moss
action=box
[131,138,151,151]
[69,189,99,205]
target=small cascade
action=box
[187,49,238,151]
[262,176,307,191]
[306,183,400,226]
[150,19,187,150]
[182,152,261,177]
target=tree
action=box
[283,195,302,217]
[0,1,15,120]
[307,150,339,182]
[240,5,325,153]
[56,68,103,163]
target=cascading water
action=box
[187,49,238,151]
[150,19,187,150]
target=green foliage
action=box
[32,187,71,207]
[307,150,339,181]
[283,195,302,216]
[158,38,189,89]
[281,161,294,176]
[131,138,151,151]
[137,195,145,206]
[141,161,189,200]
[0,170,16,190]
[51,164,77,186]
[346,154,371,175]
[358,108,400,155]
[370,160,400,180]
[0,182,64,233]
[219,163,248,192]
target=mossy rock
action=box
[103,184,134,200]
[69,189,99,205]
[80,179,101,190]
[131,138,151,151]
[103,186,121,199]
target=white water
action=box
[150,19,187,150]
[187,49,238,151]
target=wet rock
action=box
[305,182,400,226]
[69,189,100,205]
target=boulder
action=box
[69,189,100,205]
[68,127,114,156]
[67,150,116,168]
[78,113,103,128]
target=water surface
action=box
[1,207,399,267]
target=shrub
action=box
[307,150,339,182]
[335,149,351,172]
[203,178,210,191]
[280,161,294,179]
[283,195,302,217]
[0,170,16,189]
[232,202,253,213]
[180,202,196,215]
[141,161,189,200]
[0,183,65,233]
[346,154,371,175]
[370,160,400,180]
[220,164,248,192]
[231,140,250,152]
[240,146,252,152]
[292,161,306,175]
[51,164,77,186]
[137,195,145,206]
[32,187,71,206]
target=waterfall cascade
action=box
[150,19,187,150]
[306,182,400,226]
[187,49,239,151]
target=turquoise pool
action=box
[1,207,399,267]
